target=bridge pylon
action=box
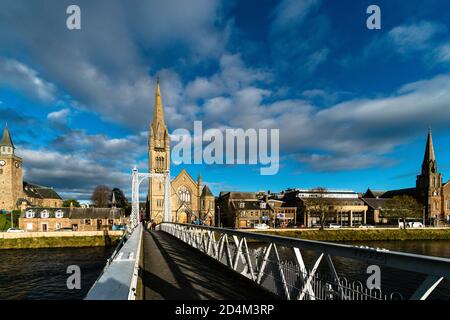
[130,166,171,229]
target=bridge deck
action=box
[141,229,275,300]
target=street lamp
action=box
[216,205,221,228]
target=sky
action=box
[1,0,450,201]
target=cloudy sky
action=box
[1,0,450,201]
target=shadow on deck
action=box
[140,229,277,300]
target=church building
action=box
[0,125,63,211]
[147,81,215,225]
[363,129,450,225]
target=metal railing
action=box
[157,223,450,300]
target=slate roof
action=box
[23,181,63,200]
[0,125,15,148]
[201,185,214,197]
[381,188,417,199]
[361,198,390,210]
[219,191,257,200]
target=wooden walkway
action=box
[140,229,275,300]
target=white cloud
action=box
[388,21,444,52]
[271,0,321,31]
[47,108,70,124]
[0,58,55,102]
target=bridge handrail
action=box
[158,223,450,279]
[85,224,143,300]
[158,222,450,300]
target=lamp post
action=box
[216,205,221,228]
[423,205,426,227]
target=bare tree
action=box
[305,187,335,230]
[384,195,422,229]
[91,185,112,208]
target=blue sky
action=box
[1,0,450,200]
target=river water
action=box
[0,246,114,300]
[0,241,448,300]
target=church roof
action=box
[1,125,15,148]
[381,188,417,199]
[23,181,63,200]
[201,185,214,197]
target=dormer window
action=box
[26,210,35,218]
[41,210,49,218]
[260,202,267,209]
[55,210,64,218]
[239,202,245,209]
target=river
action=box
[0,246,114,300]
[0,241,448,300]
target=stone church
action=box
[364,129,450,225]
[147,81,215,225]
[0,125,63,211]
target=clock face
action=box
[0,160,5,166]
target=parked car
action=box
[254,223,270,230]
[328,223,341,229]
[6,228,24,233]
[358,224,375,229]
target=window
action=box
[55,223,61,230]
[26,210,35,218]
[40,210,49,219]
[108,219,114,225]
[447,198,450,210]
[239,202,245,209]
[26,223,33,230]
[55,210,64,218]
[260,202,266,209]
[178,186,191,204]
[85,219,91,225]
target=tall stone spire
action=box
[153,77,165,125]
[0,124,15,149]
[423,127,435,164]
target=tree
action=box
[91,185,112,208]
[384,195,422,229]
[305,187,335,230]
[63,199,81,207]
[112,188,129,208]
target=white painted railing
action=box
[157,223,450,300]
[85,224,143,300]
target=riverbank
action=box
[0,231,123,249]
[251,228,450,242]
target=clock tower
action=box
[148,79,171,222]
[0,124,23,211]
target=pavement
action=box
[141,229,276,300]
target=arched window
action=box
[41,210,49,219]
[178,186,191,204]
[26,210,35,219]
[55,210,64,219]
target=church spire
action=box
[153,77,165,125]
[0,124,15,149]
[423,127,435,164]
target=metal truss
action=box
[157,223,450,300]
[131,166,171,229]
